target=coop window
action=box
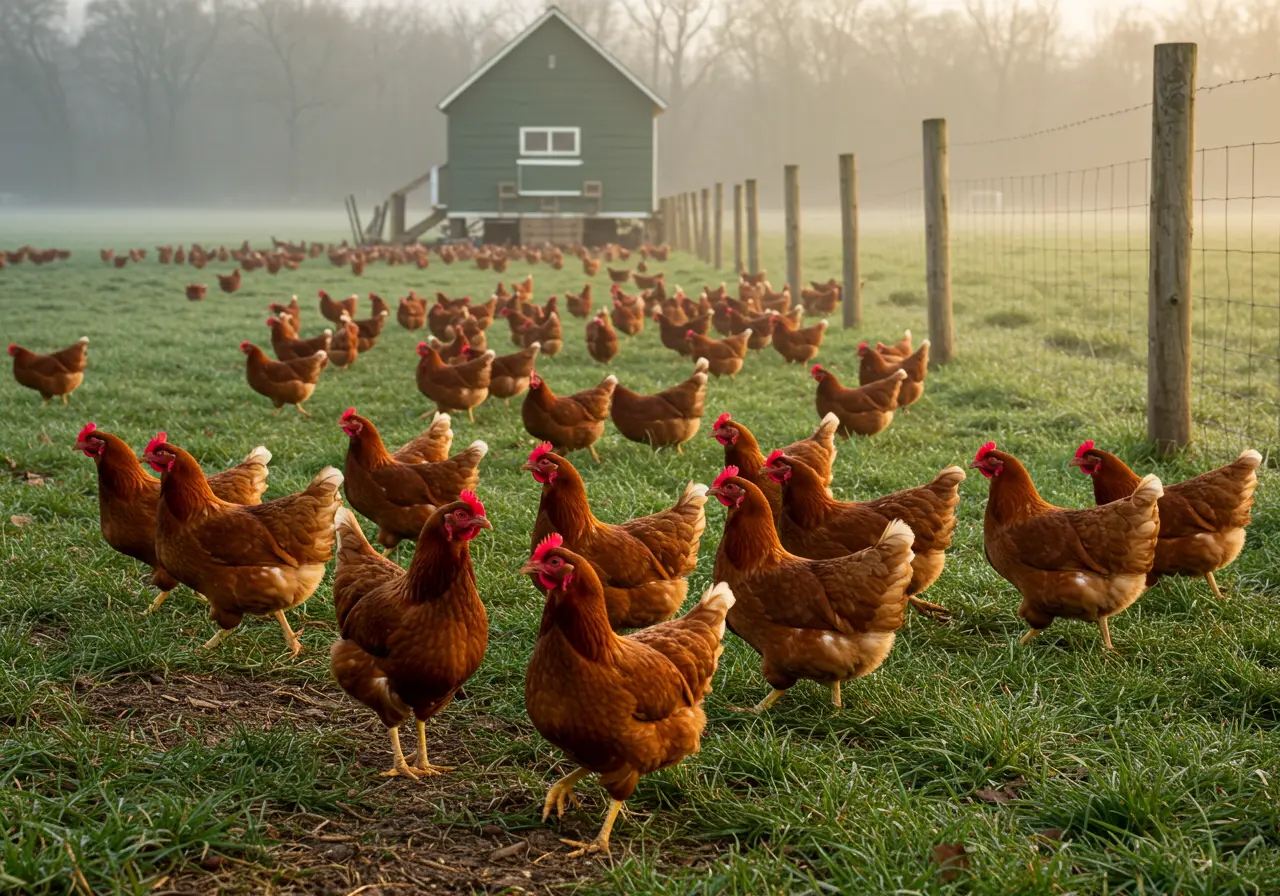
[520,127,580,157]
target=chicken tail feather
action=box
[879,518,916,550]
[1132,473,1164,507]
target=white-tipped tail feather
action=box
[311,465,344,491]
[244,445,272,466]
[604,374,618,385]
[1239,448,1263,467]
[699,580,736,613]
[469,439,489,457]
[817,412,840,434]
[693,357,710,373]
[893,369,908,379]
[1134,473,1164,503]
[878,518,915,548]
[78,336,89,344]
[314,350,328,362]
[685,482,710,501]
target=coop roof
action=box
[437,6,667,113]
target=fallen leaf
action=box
[932,843,969,882]
[974,788,1011,804]
[1,456,15,470]
[198,855,226,871]
[488,840,528,862]
[1033,828,1065,849]
[37,433,52,444]
[9,515,32,527]
[187,697,225,710]
[22,472,45,487]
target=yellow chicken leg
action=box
[1205,571,1225,600]
[589,445,602,464]
[542,767,591,821]
[830,681,842,709]
[61,394,69,405]
[294,403,311,418]
[380,727,423,780]
[200,627,234,651]
[1098,617,1115,651]
[563,798,624,858]
[908,596,953,620]
[735,688,786,714]
[274,610,303,657]
[411,718,454,775]
[467,408,475,423]
[142,590,171,616]
[1018,628,1043,646]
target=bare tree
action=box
[238,0,347,196]
[81,0,221,189]
[623,0,670,93]
[0,0,76,189]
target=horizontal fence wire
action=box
[1193,141,1280,454]
[949,164,1151,433]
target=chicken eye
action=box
[549,557,562,568]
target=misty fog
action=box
[2,0,1278,216]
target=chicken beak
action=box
[1067,457,1084,469]
[519,462,534,472]
[967,460,981,470]
[473,517,493,531]
[518,561,539,576]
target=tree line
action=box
[2,0,1277,208]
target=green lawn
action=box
[1,212,1278,895]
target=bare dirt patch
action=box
[79,674,721,893]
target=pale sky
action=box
[64,0,1167,40]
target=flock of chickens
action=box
[10,238,1266,859]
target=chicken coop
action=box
[368,6,666,247]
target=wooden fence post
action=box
[745,178,760,274]
[784,165,801,304]
[700,187,711,262]
[1148,42,1197,454]
[923,118,954,366]
[714,183,724,269]
[839,153,861,328]
[733,183,744,274]
[686,192,697,256]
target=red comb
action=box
[417,342,429,357]
[341,407,357,422]
[144,432,168,455]
[77,422,97,441]
[459,489,485,518]
[810,364,823,374]
[713,465,740,489]
[975,441,997,463]
[532,532,563,564]
[528,442,553,465]
[714,412,732,429]
[1075,439,1096,460]
[685,329,695,338]
[239,340,251,351]
[765,449,785,466]
[266,318,277,326]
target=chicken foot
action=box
[1018,628,1043,646]
[1097,617,1114,651]
[200,627,235,651]
[293,403,311,418]
[908,596,952,620]
[410,718,454,775]
[733,688,786,714]
[562,798,624,858]
[142,590,172,616]
[1205,571,1225,600]
[380,727,424,780]
[274,610,303,657]
[542,767,591,820]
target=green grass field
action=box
[1,212,1278,895]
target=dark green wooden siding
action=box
[443,17,656,217]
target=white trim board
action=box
[518,190,583,197]
[519,126,580,156]
[517,158,584,166]
[437,7,667,112]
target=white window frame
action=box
[520,127,580,158]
